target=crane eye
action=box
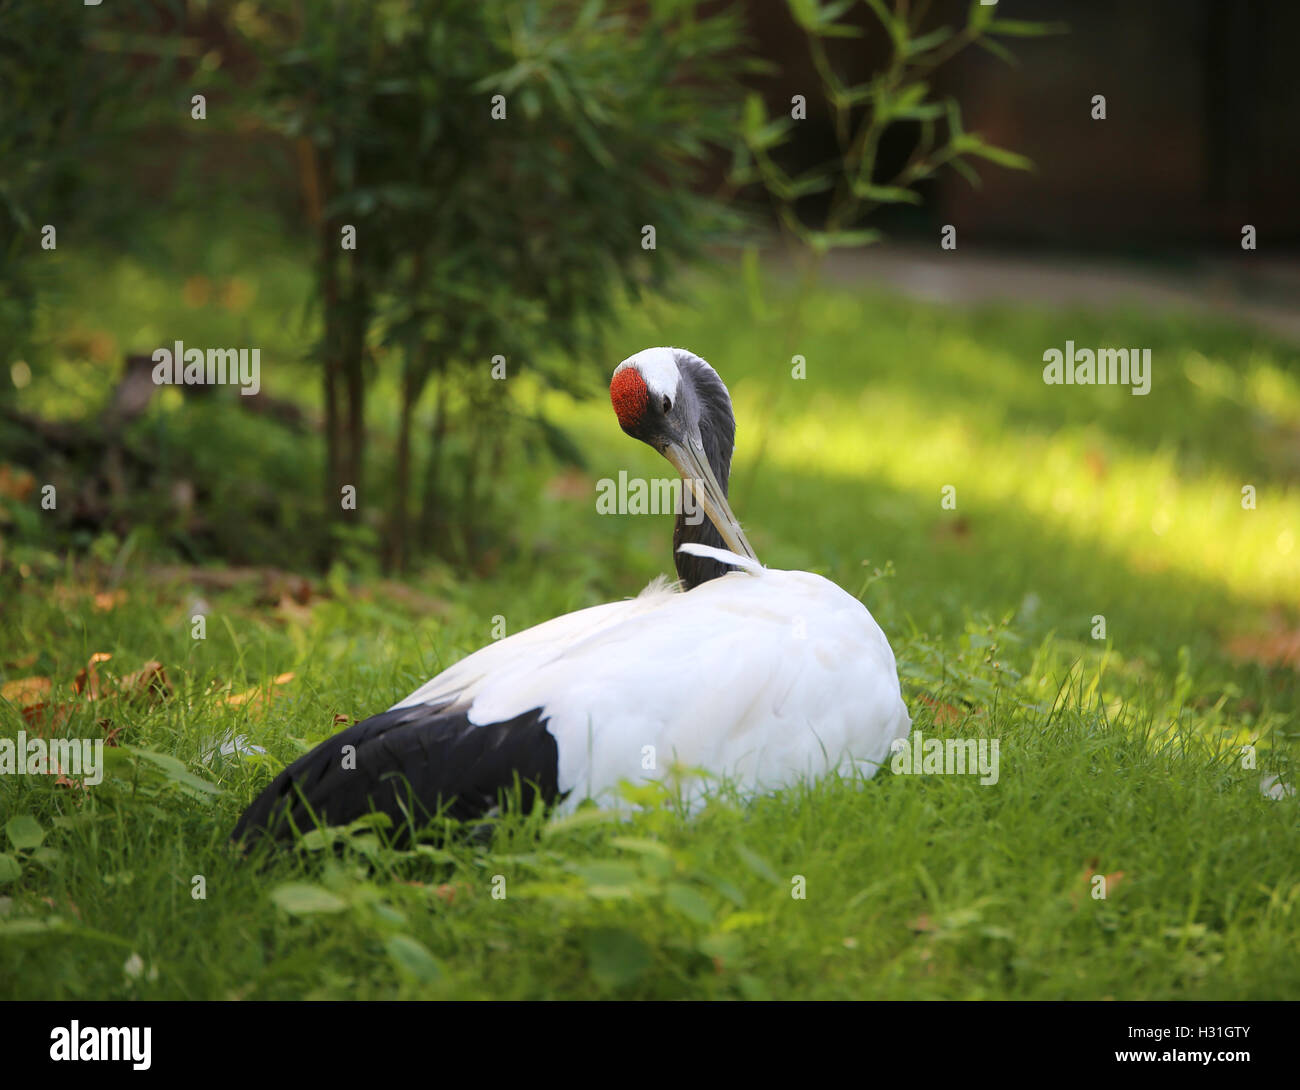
[662,395,672,414]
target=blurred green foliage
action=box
[1,0,759,568]
[0,0,146,364]
[0,0,1052,571]
[736,1,1062,254]
[238,0,754,568]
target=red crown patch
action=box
[610,367,649,430]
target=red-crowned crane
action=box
[233,347,910,845]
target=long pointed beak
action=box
[662,438,759,562]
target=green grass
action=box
[1,256,1297,999]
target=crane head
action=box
[610,347,758,564]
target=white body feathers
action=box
[392,545,910,812]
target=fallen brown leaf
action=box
[118,660,171,704]
[42,896,82,920]
[260,573,314,608]
[0,464,35,502]
[9,653,174,736]
[1072,858,1129,907]
[932,515,972,546]
[92,590,127,612]
[14,678,79,732]
[73,652,113,699]
[223,672,296,716]
[21,702,73,733]
[218,277,253,312]
[2,676,52,705]
[917,693,965,726]
[365,582,452,618]
[182,275,212,307]
[433,881,472,905]
[274,593,315,626]
[1225,622,1300,670]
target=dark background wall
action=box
[743,0,1300,253]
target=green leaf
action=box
[890,83,930,113]
[698,931,744,965]
[950,155,982,188]
[51,814,102,830]
[787,0,817,29]
[853,182,922,205]
[542,807,621,838]
[584,926,650,989]
[862,0,905,45]
[750,117,794,153]
[742,93,792,152]
[414,845,456,864]
[968,0,997,32]
[0,918,57,936]
[344,812,393,835]
[720,910,770,932]
[385,934,443,983]
[788,0,860,36]
[609,836,673,861]
[963,138,1033,171]
[372,903,408,929]
[735,845,782,885]
[270,882,348,916]
[807,229,883,255]
[0,854,20,885]
[904,26,954,57]
[893,99,945,121]
[665,882,715,926]
[945,97,965,138]
[130,749,223,798]
[839,81,880,107]
[5,815,44,852]
[568,859,643,889]
[296,827,339,853]
[613,779,676,809]
[31,847,61,870]
[699,871,748,908]
[974,35,1018,66]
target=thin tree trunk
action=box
[389,254,430,573]
[321,230,342,562]
[419,363,448,549]
[391,363,418,572]
[310,137,343,566]
[340,275,369,526]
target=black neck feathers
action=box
[672,352,737,590]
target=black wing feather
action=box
[231,704,559,847]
